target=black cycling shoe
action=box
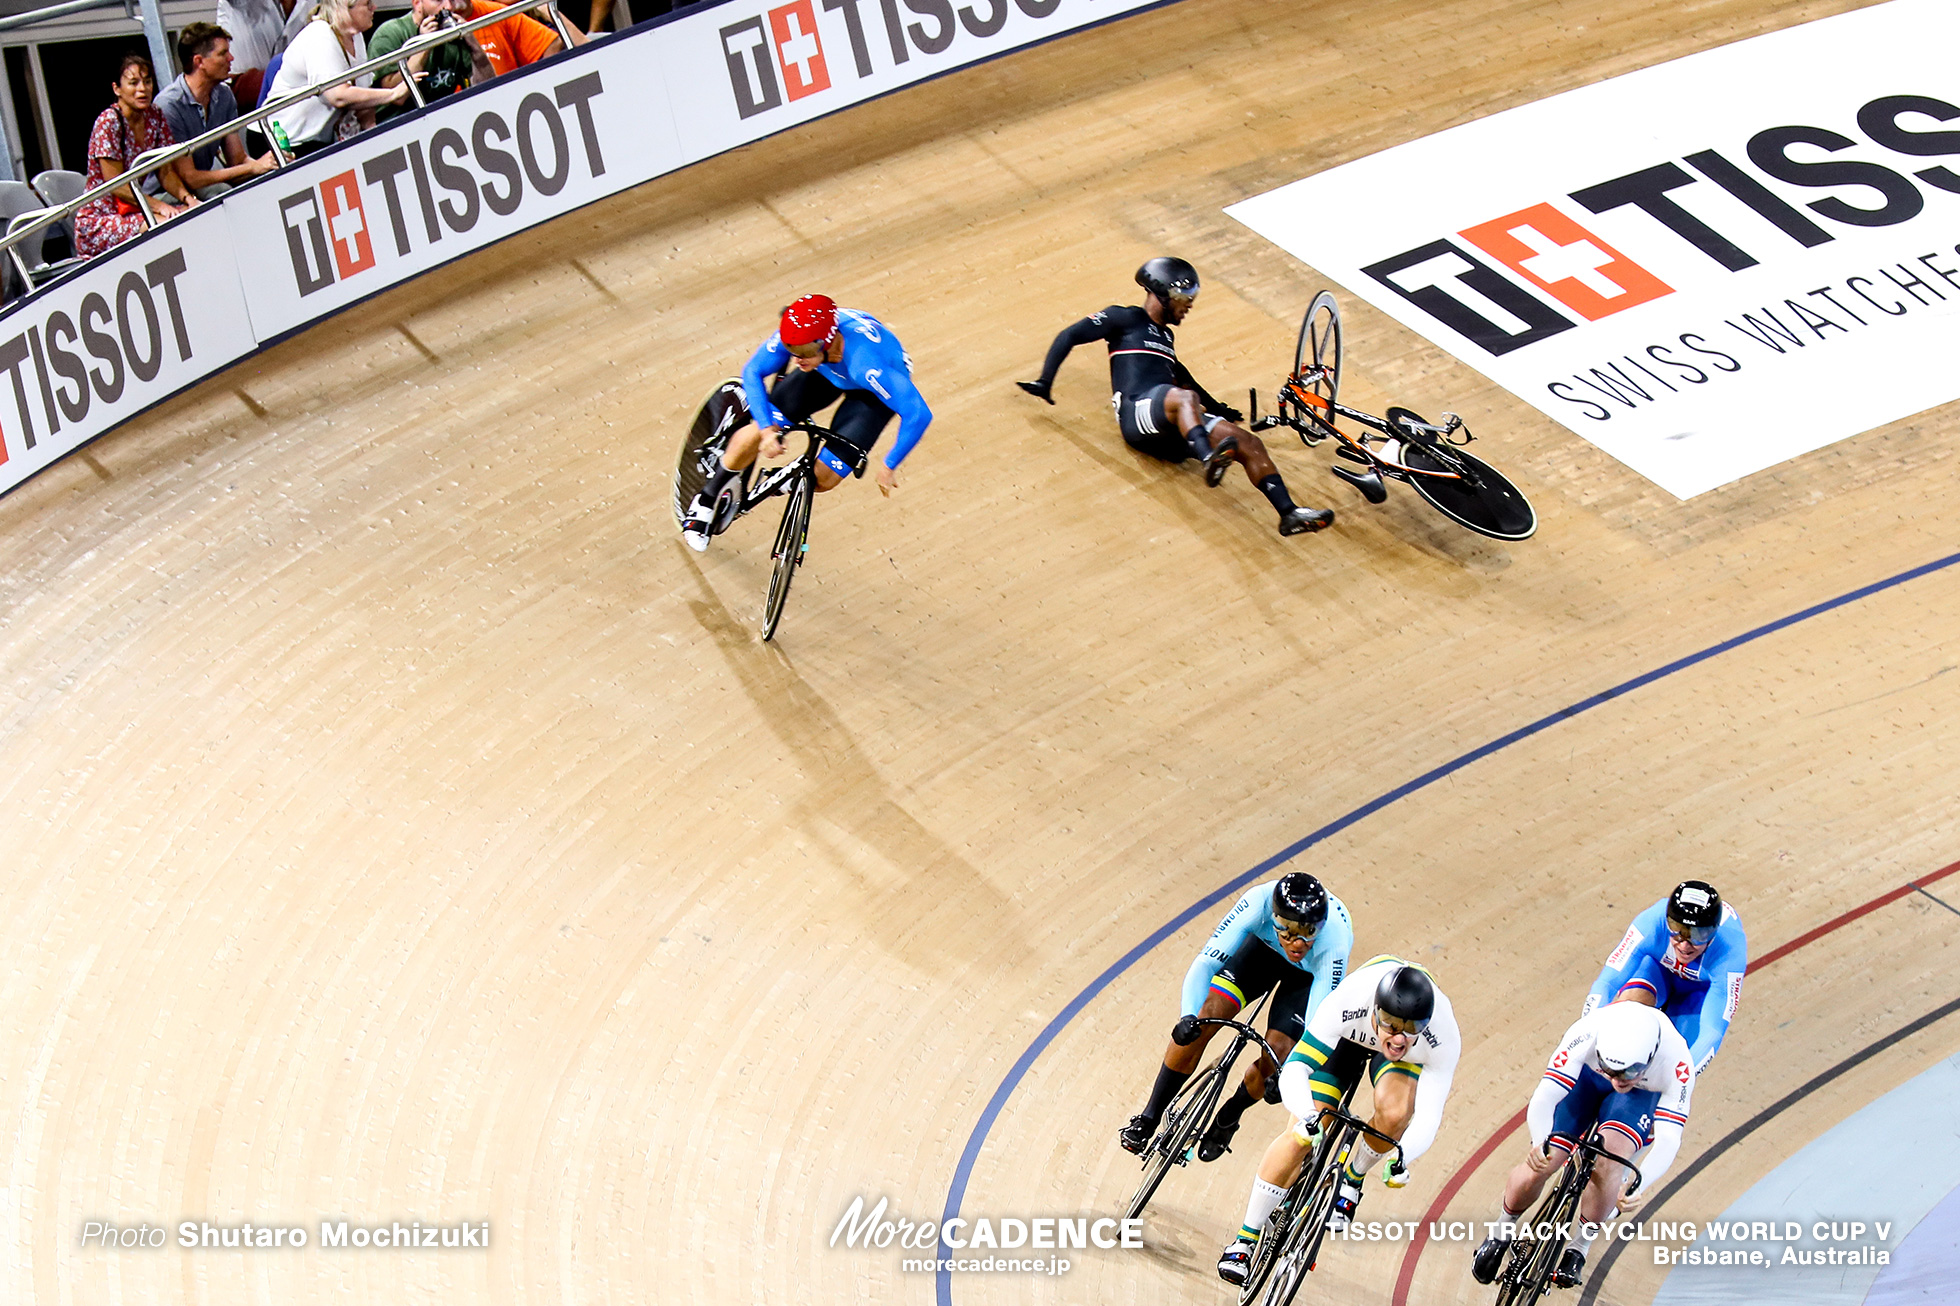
[1202,436,1239,488]
[1471,1236,1511,1285]
[1197,1114,1241,1162]
[1331,464,1388,504]
[1553,1247,1585,1289]
[1279,506,1336,536]
[1118,1114,1157,1156]
[1217,1238,1255,1285]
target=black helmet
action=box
[1667,880,1722,944]
[1373,964,1435,1036]
[1136,256,1200,308]
[1270,873,1328,939]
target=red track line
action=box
[1389,857,1960,1306]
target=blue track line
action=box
[936,547,1960,1305]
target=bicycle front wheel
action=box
[1256,1136,1345,1305]
[761,475,813,641]
[1403,444,1538,541]
[674,379,748,526]
[1125,1059,1229,1223]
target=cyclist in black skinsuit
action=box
[1018,257,1334,537]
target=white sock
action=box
[1239,1179,1288,1240]
[1493,1201,1523,1232]
[1573,1225,1597,1258]
[1344,1137,1388,1183]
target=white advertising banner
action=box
[1226,0,1960,499]
[0,216,257,491]
[2,0,1176,498]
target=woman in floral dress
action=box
[74,53,200,259]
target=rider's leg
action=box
[702,372,840,501]
[1162,388,1330,531]
[815,394,894,494]
[1211,971,1307,1138]
[1341,1065,1415,1192]
[1579,1130,1639,1225]
[1499,1138,1573,1221]
[1141,987,1238,1114]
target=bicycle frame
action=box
[1257,373,1474,482]
[1495,1133,1645,1305]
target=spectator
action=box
[143,23,277,200]
[216,0,294,107]
[264,0,412,157]
[441,0,582,77]
[74,53,197,260]
[369,0,493,122]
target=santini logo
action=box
[1364,91,1960,357]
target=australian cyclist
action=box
[1219,956,1461,1285]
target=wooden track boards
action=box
[2,0,1953,1303]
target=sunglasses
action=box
[1376,1011,1428,1037]
[1275,921,1318,945]
[785,341,827,359]
[1667,919,1717,946]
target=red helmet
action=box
[779,294,838,347]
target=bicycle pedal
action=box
[710,488,741,535]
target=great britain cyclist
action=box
[1119,873,1353,1164]
[1471,1000,1696,1290]
[1017,257,1335,537]
[1584,880,1746,1076]
[1218,956,1461,1285]
[682,294,932,551]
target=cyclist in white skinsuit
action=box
[1218,955,1462,1285]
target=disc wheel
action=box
[1124,1059,1227,1223]
[760,474,812,641]
[1402,444,1538,540]
[1288,291,1342,431]
[674,379,749,526]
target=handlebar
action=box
[1184,1016,1284,1069]
[1564,1132,1645,1197]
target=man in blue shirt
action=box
[1119,872,1355,1162]
[683,294,932,550]
[1583,879,1746,1075]
[145,24,277,200]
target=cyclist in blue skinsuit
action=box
[682,294,932,551]
[1119,873,1354,1163]
[1582,880,1746,1075]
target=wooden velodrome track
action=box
[3,0,1957,1301]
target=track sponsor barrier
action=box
[1228,0,1960,499]
[0,0,1174,498]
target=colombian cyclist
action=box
[1119,874,1353,1164]
[1017,257,1335,537]
[1218,956,1461,1285]
[1472,1001,1696,1289]
[682,294,932,551]
[1584,880,1746,1075]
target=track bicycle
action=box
[1492,1132,1643,1306]
[672,379,868,641]
[1123,996,1281,1223]
[1248,291,1538,541]
[1245,1075,1405,1306]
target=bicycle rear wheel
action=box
[760,475,812,641]
[1403,444,1538,540]
[1125,1058,1230,1222]
[1289,292,1342,429]
[673,379,749,526]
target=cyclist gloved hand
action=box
[1290,1115,1321,1146]
[1171,1015,1204,1046]
[1383,1157,1411,1189]
[1016,380,1054,404]
[1615,1182,1647,1217]
[1526,1144,1563,1175]
[1263,1074,1284,1105]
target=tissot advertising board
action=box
[1227,0,1960,499]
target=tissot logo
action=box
[769,0,829,99]
[1361,90,1960,359]
[275,71,607,297]
[319,170,377,280]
